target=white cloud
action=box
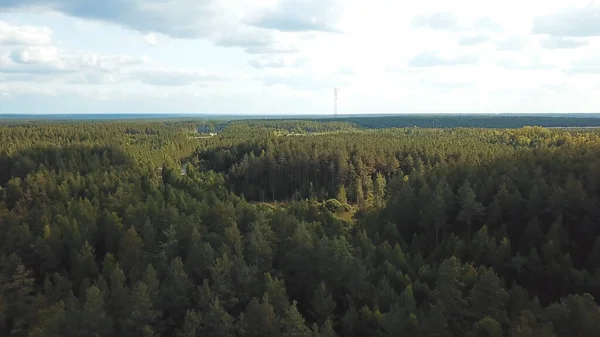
[540,36,589,49]
[247,55,307,69]
[0,46,148,77]
[244,45,298,54]
[458,34,490,46]
[532,3,600,37]
[412,12,461,31]
[0,20,227,93]
[408,52,479,67]
[566,56,600,74]
[245,0,344,33]
[495,36,530,51]
[0,84,59,97]
[0,21,53,45]
[497,58,555,71]
[9,46,60,64]
[0,45,77,75]
[133,68,222,86]
[0,0,300,55]
[143,33,158,46]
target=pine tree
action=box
[510,310,556,337]
[123,281,160,337]
[373,172,386,208]
[142,264,160,307]
[118,227,144,282]
[265,273,290,315]
[108,263,129,334]
[162,257,192,329]
[200,298,236,337]
[315,319,337,337]
[175,310,201,337]
[354,176,365,207]
[0,263,36,336]
[281,300,312,337]
[364,176,375,209]
[457,182,484,244]
[28,301,66,337]
[311,281,336,325]
[467,267,509,323]
[469,317,503,337]
[242,296,278,337]
[434,257,468,335]
[77,285,113,337]
[336,185,347,204]
[71,242,98,288]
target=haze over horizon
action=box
[1,0,599,114]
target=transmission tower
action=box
[333,88,339,117]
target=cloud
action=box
[411,12,460,31]
[0,49,148,76]
[0,84,58,97]
[423,79,475,90]
[77,54,149,72]
[211,26,302,55]
[473,17,503,32]
[412,14,502,33]
[244,45,298,55]
[0,21,224,89]
[214,28,275,48]
[143,33,158,46]
[408,52,479,67]
[0,1,291,54]
[458,34,490,46]
[0,72,62,83]
[9,46,59,64]
[338,67,354,75]
[497,59,555,71]
[566,57,600,74]
[246,0,343,32]
[132,68,222,86]
[532,4,600,37]
[495,36,529,51]
[0,45,78,74]
[540,36,588,49]
[0,20,53,45]
[247,55,307,69]
[0,0,220,38]
[261,71,350,91]
[66,71,125,85]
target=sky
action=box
[0,0,599,114]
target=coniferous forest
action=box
[1,118,600,337]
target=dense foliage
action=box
[1,119,600,337]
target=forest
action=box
[1,118,600,337]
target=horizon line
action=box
[2,112,600,116]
